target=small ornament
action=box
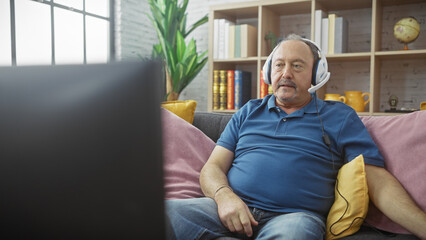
[388,95,398,111]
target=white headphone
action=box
[262,38,330,93]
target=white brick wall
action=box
[115,0,157,61]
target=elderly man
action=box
[165,34,426,240]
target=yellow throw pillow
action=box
[326,154,369,240]
[161,100,197,124]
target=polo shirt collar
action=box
[267,94,324,115]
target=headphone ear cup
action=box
[315,57,328,85]
[262,55,272,85]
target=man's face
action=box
[270,40,314,106]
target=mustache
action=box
[278,79,296,88]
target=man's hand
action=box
[214,187,258,237]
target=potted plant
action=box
[148,0,208,101]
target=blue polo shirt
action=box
[217,94,384,221]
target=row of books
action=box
[213,19,257,60]
[213,70,252,110]
[314,10,348,54]
[213,70,275,111]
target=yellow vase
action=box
[324,93,346,103]
[421,102,426,111]
[344,91,370,112]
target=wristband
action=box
[213,185,233,199]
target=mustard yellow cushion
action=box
[161,100,197,124]
[326,154,369,240]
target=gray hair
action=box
[272,34,320,65]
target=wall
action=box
[115,0,156,61]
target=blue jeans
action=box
[166,197,325,240]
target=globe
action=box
[393,17,420,50]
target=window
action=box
[0,1,12,65]
[1,0,114,66]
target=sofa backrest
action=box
[193,112,232,142]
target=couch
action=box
[188,111,425,240]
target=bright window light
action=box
[86,0,109,17]
[0,0,12,66]
[15,0,52,65]
[54,0,83,10]
[86,16,109,63]
[54,7,84,64]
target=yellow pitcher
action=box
[344,91,370,112]
[421,102,426,111]
[324,93,346,103]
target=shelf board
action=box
[316,0,372,11]
[211,3,258,19]
[326,52,371,61]
[212,110,409,116]
[370,112,412,116]
[381,0,426,7]
[212,109,237,114]
[375,49,426,60]
[261,0,312,15]
[213,57,258,63]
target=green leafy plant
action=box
[148,0,208,101]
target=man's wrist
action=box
[213,185,233,199]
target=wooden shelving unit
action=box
[208,0,426,115]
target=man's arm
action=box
[200,146,258,237]
[365,165,426,239]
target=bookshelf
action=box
[207,0,426,115]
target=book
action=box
[334,16,348,54]
[213,19,220,59]
[240,24,257,58]
[234,25,241,58]
[328,13,337,54]
[234,70,251,109]
[219,70,227,110]
[227,70,235,109]
[213,70,220,110]
[260,69,268,99]
[321,17,329,53]
[228,25,235,58]
[223,20,234,59]
[218,19,226,59]
[315,10,327,48]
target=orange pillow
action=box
[326,154,369,240]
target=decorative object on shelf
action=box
[421,102,426,111]
[148,0,208,101]
[324,93,346,103]
[344,91,370,112]
[388,95,399,111]
[265,31,278,53]
[385,95,418,113]
[393,17,420,50]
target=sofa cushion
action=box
[360,111,426,234]
[326,155,369,240]
[161,108,215,199]
[161,100,197,124]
